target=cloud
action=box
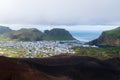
[1,24,118,32]
[0,0,120,25]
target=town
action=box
[0,40,83,58]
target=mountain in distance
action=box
[0,26,75,41]
[89,27,120,47]
[0,26,13,41]
[8,28,43,41]
[0,26,12,34]
[42,28,75,40]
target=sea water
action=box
[70,30,102,42]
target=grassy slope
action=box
[43,29,75,40]
[9,28,43,41]
[104,27,120,38]
[73,46,120,59]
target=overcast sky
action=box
[0,0,120,30]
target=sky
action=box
[0,0,120,30]
[1,24,118,32]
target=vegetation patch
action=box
[73,46,120,59]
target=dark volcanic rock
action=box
[0,55,120,80]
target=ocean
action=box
[70,30,102,42]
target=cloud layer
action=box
[0,0,120,25]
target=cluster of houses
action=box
[0,40,83,58]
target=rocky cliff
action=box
[89,27,120,46]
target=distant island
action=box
[0,26,75,41]
[89,27,120,47]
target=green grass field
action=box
[73,46,120,59]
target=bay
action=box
[70,30,102,42]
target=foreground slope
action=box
[0,55,120,80]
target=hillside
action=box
[89,27,120,46]
[42,28,75,40]
[0,26,12,34]
[8,28,43,41]
[0,26,75,41]
[0,26,13,41]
